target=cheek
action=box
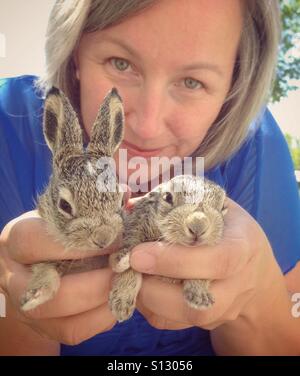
[79,87,108,137]
[79,75,136,138]
[78,60,226,147]
[78,65,119,136]
[169,99,225,143]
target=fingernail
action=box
[131,248,156,272]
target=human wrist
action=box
[0,300,60,355]
[211,260,299,355]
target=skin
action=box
[0,0,299,355]
[74,0,242,187]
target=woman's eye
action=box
[184,77,203,90]
[110,57,130,72]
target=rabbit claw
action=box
[109,292,136,322]
[21,288,44,311]
[183,279,215,310]
[183,285,215,310]
[109,269,142,322]
[21,284,56,311]
[21,264,60,311]
[109,252,130,273]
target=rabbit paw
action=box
[183,279,215,310]
[184,288,215,310]
[109,292,136,322]
[21,282,59,311]
[109,269,142,322]
[21,265,60,311]
[109,252,130,273]
[21,287,49,311]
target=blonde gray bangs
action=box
[35,0,281,171]
[36,0,157,115]
[192,0,281,169]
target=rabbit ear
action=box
[43,87,83,155]
[87,88,124,156]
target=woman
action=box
[0,0,299,355]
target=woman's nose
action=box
[126,86,168,140]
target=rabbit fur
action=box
[109,174,228,322]
[20,87,125,311]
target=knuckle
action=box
[226,309,240,322]
[32,325,57,342]
[186,305,206,326]
[3,219,30,260]
[200,322,219,330]
[24,321,51,340]
[172,258,182,278]
[185,299,227,328]
[0,232,5,250]
[215,251,233,278]
[22,305,44,320]
[239,237,251,258]
[0,221,12,252]
[148,315,167,330]
[103,320,116,333]
[165,251,182,278]
[0,212,40,248]
[9,215,45,255]
[58,324,85,346]
[217,239,249,278]
[193,312,218,329]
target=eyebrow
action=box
[97,36,224,77]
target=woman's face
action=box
[74,0,243,188]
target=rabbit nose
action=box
[93,226,116,249]
[92,240,106,249]
[92,237,112,249]
[93,238,112,249]
[186,213,209,240]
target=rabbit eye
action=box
[163,192,173,205]
[58,198,73,216]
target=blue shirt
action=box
[1,75,300,356]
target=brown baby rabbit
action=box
[21,87,125,311]
[109,175,228,322]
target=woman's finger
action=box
[2,212,121,264]
[27,303,117,345]
[137,266,253,328]
[131,239,249,280]
[130,199,257,280]
[7,264,114,319]
[136,300,192,330]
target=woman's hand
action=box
[129,198,288,335]
[0,210,118,349]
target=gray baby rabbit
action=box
[21,87,125,311]
[109,175,228,322]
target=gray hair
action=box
[36,0,281,170]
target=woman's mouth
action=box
[120,140,163,158]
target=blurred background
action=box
[0,0,53,76]
[0,0,299,187]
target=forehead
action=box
[58,157,119,202]
[159,175,206,204]
[83,0,243,66]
